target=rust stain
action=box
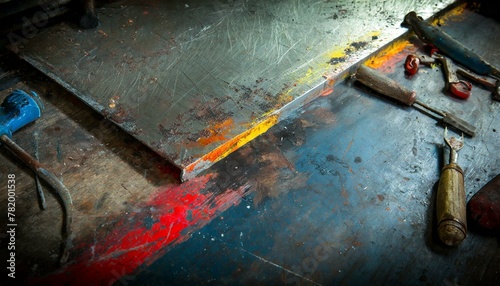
[274,91,294,110]
[353,241,363,247]
[252,154,309,205]
[196,118,234,146]
[260,152,295,172]
[307,108,336,125]
[344,138,354,157]
[341,185,349,199]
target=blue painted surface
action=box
[131,71,499,285]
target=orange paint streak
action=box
[365,40,416,73]
[320,87,334,97]
[197,118,234,146]
[186,114,279,173]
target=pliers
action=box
[405,53,500,101]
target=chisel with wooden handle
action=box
[354,65,476,137]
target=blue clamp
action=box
[0,90,43,138]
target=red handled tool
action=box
[405,54,472,99]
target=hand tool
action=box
[0,89,73,264]
[405,53,500,101]
[456,68,500,102]
[436,128,467,246]
[468,174,500,232]
[354,65,476,137]
[405,54,472,99]
[33,130,47,210]
[403,12,500,79]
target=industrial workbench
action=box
[0,1,499,285]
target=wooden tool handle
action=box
[436,163,467,246]
[355,65,417,106]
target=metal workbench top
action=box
[15,0,455,180]
[0,2,498,285]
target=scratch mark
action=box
[342,130,356,160]
[166,222,174,242]
[277,39,303,65]
[343,137,354,158]
[240,248,323,286]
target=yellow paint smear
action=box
[431,3,467,25]
[295,30,381,86]
[371,31,381,38]
[186,114,279,173]
[328,48,347,60]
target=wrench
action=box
[406,54,500,101]
[405,54,472,99]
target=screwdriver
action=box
[354,65,476,137]
[436,128,466,246]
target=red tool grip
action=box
[450,81,472,100]
[404,55,420,75]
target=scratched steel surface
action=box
[130,8,500,285]
[16,0,455,180]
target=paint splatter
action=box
[185,114,279,175]
[196,118,235,146]
[29,175,249,285]
[365,39,416,73]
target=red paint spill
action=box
[30,175,247,285]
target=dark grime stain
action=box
[350,41,368,50]
[143,216,155,230]
[328,57,346,65]
[354,157,362,163]
[95,193,109,210]
[186,210,193,221]
[328,41,368,65]
[56,138,63,163]
[326,154,350,169]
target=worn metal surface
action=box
[0,5,499,285]
[16,0,455,180]
[130,8,500,285]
